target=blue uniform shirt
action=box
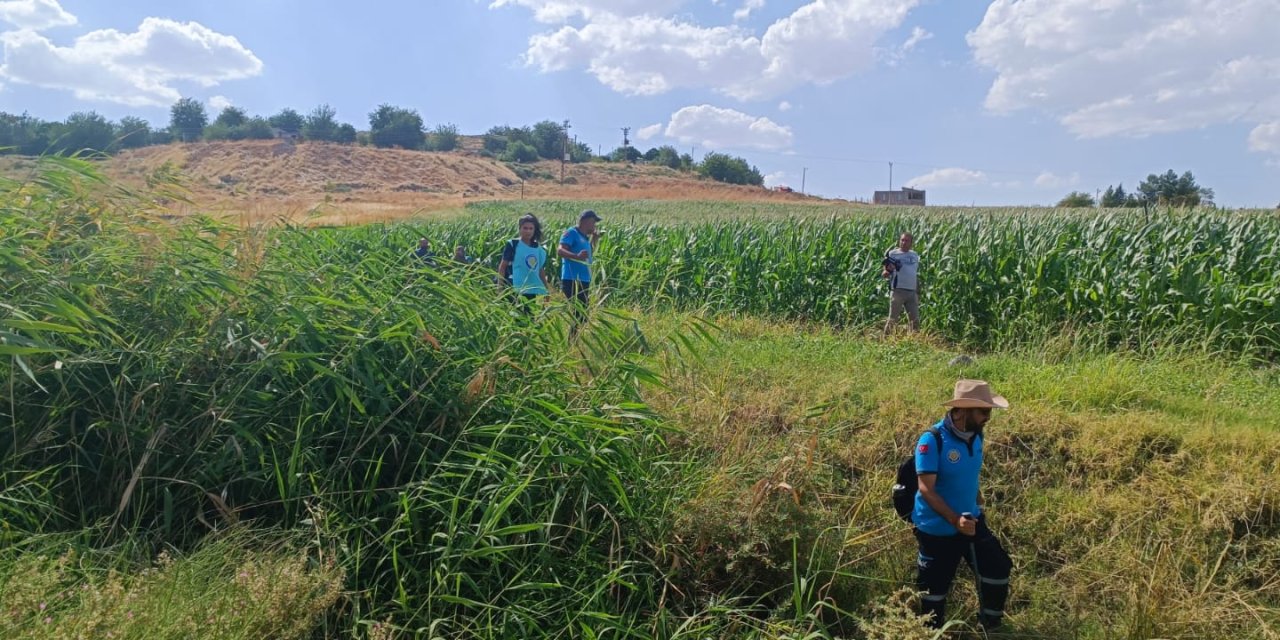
[559,227,592,283]
[912,414,983,536]
[511,241,548,294]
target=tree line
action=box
[1057,170,1217,209]
[0,98,766,188]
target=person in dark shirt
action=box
[413,238,436,267]
[452,246,474,265]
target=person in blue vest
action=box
[557,209,600,333]
[498,214,549,315]
[913,379,1013,630]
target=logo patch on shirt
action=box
[918,444,929,454]
[947,449,961,463]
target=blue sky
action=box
[0,0,1277,207]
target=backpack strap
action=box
[928,426,943,468]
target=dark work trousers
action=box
[561,279,590,326]
[512,292,539,316]
[915,518,1012,629]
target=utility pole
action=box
[621,127,630,147]
[801,167,808,195]
[889,161,894,192]
[561,119,571,183]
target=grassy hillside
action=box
[0,141,820,224]
[642,315,1280,637]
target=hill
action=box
[83,140,822,224]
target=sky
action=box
[0,0,1277,207]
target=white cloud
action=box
[489,0,685,23]
[515,0,920,100]
[1033,171,1080,189]
[636,122,663,141]
[0,0,75,31]
[207,95,232,112]
[734,0,764,21]
[778,100,792,111]
[968,0,1280,149]
[1249,121,1280,154]
[763,170,788,188]
[905,167,987,189]
[901,26,932,52]
[664,104,793,151]
[0,17,264,107]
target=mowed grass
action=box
[642,314,1280,638]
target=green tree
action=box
[268,108,304,134]
[1057,191,1096,208]
[115,116,151,149]
[369,104,425,149]
[653,145,682,169]
[241,117,274,140]
[428,123,459,151]
[698,152,764,186]
[148,129,175,145]
[1100,184,1128,207]
[303,104,340,141]
[483,125,532,154]
[568,140,592,163]
[643,147,660,162]
[0,112,51,155]
[335,123,357,144]
[610,145,641,163]
[213,106,248,128]
[55,111,115,154]
[169,98,208,142]
[1137,170,1214,207]
[500,140,539,163]
[530,120,565,160]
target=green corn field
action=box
[400,200,1280,358]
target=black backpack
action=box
[892,427,943,523]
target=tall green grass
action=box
[0,158,702,637]
[410,200,1280,359]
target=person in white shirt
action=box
[882,232,921,335]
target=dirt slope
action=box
[94,140,820,224]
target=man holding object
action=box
[882,232,920,335]
[913,380,1013,630]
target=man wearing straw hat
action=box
[912,380,1013,630]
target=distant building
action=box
[873,187,926,206]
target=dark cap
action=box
[579,209,601,222]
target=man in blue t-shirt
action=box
[557,209,600,333]
[913,379,1013,630]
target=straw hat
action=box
[943,379,1009,409]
